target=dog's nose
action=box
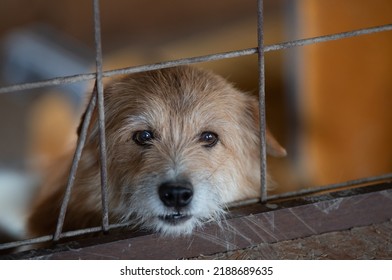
[158,181,193,208]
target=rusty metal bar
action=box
[1,24,391,94]
[268,172,392,201]
[227,172,392,208]
[257,0,267,203]
[52,84,98,241]
[0,220,133,252]
[93,0,109,232]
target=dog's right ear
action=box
[77,109,87,137]
[77,82,98,138]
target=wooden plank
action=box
[3,182,392,259]
[191,220,392,259]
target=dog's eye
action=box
[199,131,219,148]
[133,130,154,146]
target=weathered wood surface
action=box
[192,219,392,259]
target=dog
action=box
[27,65,286,238]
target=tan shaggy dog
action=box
[27,66,286,238]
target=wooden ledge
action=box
[2,182,391,259]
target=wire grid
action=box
[1,0,392,251]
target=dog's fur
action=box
[27,66,286,238]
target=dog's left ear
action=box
[266,128,287,158]
[246,96,287,158]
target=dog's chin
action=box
[149,214,199,237]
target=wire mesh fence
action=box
[0,0,392,252]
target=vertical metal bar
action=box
[257,0,268,203]
[93,0,110,232]
[53,84,97,241]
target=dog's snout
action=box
[159,181,193,208]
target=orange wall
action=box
[298,0,392,185]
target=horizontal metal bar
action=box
[1,24,391,94]
[103,48,257,77]
[0,221,134,251]
[0,235,53,251]
[227,173,392,208]
[59,221,134,239]
[268,172,392,201]
[0,72,95,94]
[0,49,256,94]
[264,23,392,52]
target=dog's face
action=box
[78,66,283,236]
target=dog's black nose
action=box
[159,181,193,208]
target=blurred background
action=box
[0,0,391,244]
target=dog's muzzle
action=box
[158,180,193,225]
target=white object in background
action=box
[0,170,39,239]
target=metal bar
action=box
[93,0,110,232]
[227,173,392,208]
[59,221,134,239]
[1,24,391,94]
[264,24,392,52]
[52,85,97,241]
[257,0,267,203]
[103,48,257,76]
[0,235,53,251]
[0,221,134,251]
[268,172,392,201]
[0,73,95,94]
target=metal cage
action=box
[0,0,392,255]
